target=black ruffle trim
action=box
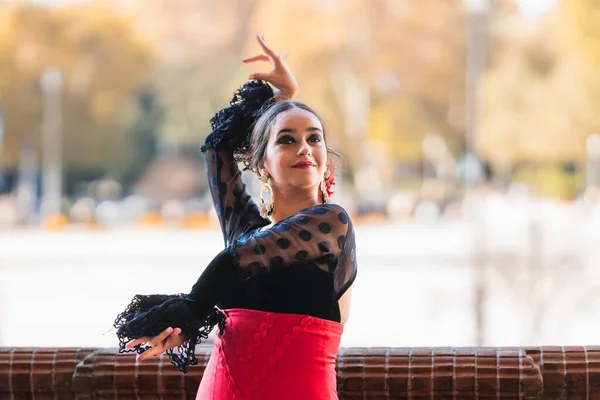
[113,294,226,374]
[201,80,275,154]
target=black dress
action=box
[114,80,358,374]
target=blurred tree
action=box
[0,3,151,178]
[116,0,260,147]
[248,0,467,190]
[557,0,600,69]
[119,85,163,188]
[479,0,600,172]
[369,0,467,160]
[116,0,261,196]
[113,0,469,193]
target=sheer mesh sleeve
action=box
[201,80,274,246]
[231,204,358,301]
[114,248,239,374]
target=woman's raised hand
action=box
[242,33,299,101]
[125,326,185,362]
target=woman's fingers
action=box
[242,54,270,63]
[125,337,149,349]
[149,327,174,347]
[248,72,272,81]
[127,327,173,349]
[163,328,181,344]
[244,33,297,99]
[137,345,164,362]
[131,327,185,362]
[165,328,183,347]
[256,34,278,58]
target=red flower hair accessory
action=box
[320,161,336,203]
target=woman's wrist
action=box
[273,88,298,102]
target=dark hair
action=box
[238,101,340,175]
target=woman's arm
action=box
[114,247,239,373]
[202,34,299,246]
[201,82,273,246]
[114,204,358,373]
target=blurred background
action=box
[1,0,600,349]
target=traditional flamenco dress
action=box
[113,80,358,400]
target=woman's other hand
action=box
[125,326,185,362]
[242,33,299,101]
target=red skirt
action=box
[196,308,343,400]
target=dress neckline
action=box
[254,203,338,235]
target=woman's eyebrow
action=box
[277,127,322,136]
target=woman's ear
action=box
[258,166,270,181]
[325,158,334,172]
[325,158,337,178]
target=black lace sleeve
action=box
[114,248,239,373]
[201,80,274,246]
[231,204,358,301]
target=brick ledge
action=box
[1,346,599,399]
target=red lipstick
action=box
[292,162,315,169]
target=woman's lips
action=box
[292,162,315,169]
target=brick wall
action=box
[1,346,599,399]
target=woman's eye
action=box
[277,136,295,144]
[277,135,321,145]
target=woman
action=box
[114,34,357,400]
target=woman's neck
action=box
[269,188,319,224]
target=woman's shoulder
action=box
[281,204,352,232]
[248,204,351,237]
[237,204,352,243]
[296,203,350,221]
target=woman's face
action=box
[261,108,328,193]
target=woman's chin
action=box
[280,180,320,192]
[288,170,322,182]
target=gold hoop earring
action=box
[259,175,274,218]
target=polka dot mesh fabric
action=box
[202,80,274,247]
[232,204,357,302]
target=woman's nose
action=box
[297,141,311,156]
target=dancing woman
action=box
[114,34,358,399]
